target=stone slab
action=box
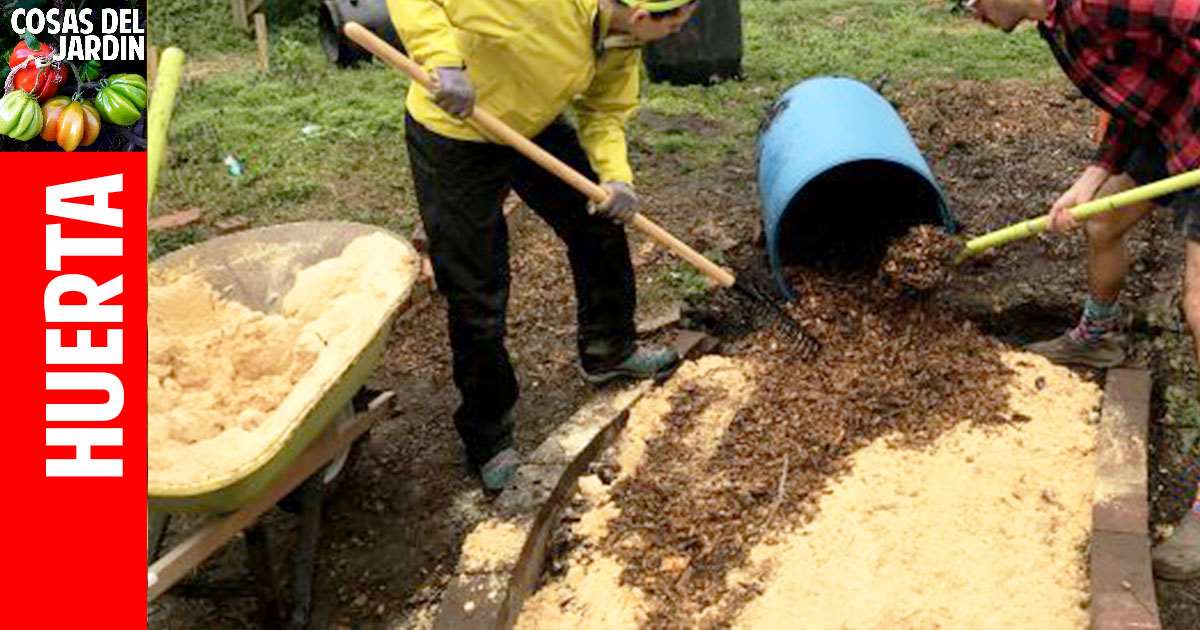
[1094,368,1152,536]
[528,383,649,465]
[1090,368,1160,630]
[1090,530,1161,630]
[433,572,510,630]
[494,464,567,516]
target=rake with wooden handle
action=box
[344,22,819,356]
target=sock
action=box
[1071,297,1120,343]
[1083,297,1119,322]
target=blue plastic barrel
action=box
[757,77,955,297]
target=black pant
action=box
[405,114,637,465]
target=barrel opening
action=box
[775,160,945,271]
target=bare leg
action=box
[1028,174,1156,367]
[1084,174,1156,303]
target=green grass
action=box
[668,250,729,300]
[149,0,1055,255]
[149,0,419,254]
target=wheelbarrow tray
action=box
[148,221,416,514]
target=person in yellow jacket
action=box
[387,0,697,491]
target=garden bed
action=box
[515,270,1104,628]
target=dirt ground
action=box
[150,78,1198,629]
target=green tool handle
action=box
[147,47,186,207]
[956,168,1200,263]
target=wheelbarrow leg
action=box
[288,474,324,630]
[244,524,284,628]
[148,510,171,564]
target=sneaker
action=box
[1025,330,1126,369]
[581,344,681,385]
[479,448,521,494]
[1153,510,1200,581]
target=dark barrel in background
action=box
[318,0,405,66]
[643,0,743,86]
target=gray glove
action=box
[592,181,637,223]
[432,66,475,118]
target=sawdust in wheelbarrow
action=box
[148,232,417,488]
[516,269,1101,629]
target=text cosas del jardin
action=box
[10,8,144,62]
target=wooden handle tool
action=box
[343,22,736,288]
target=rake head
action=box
[731,275,821,359]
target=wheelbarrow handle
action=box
[148,47,186,206]
[343,22,737,289]
[957,167,1200,263]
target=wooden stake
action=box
[147,45,159,87]
[230,0,246,30]
[254,13,269,72]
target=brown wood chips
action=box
[879,225,962,294]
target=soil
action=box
[151,78,1199,628]
[1149,333,1200,628]
[518,356,759,630]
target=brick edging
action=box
[1090,368,1162,629]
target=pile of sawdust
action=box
[733,353,1099,629]
[460,520,529,574]
[516,269,1102,629]
[148,233,416,490]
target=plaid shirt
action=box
[1039,0,1200,175]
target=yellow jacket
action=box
[386,0,640,183]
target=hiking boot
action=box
[582,344,681,385]
[479,448,521,494]
[1025,331,1126,369]
[1153,510,1200,581]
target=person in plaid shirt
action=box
[969,0,1200,580]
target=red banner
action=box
[3,152,146,627]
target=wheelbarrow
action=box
[147,221,418,628]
